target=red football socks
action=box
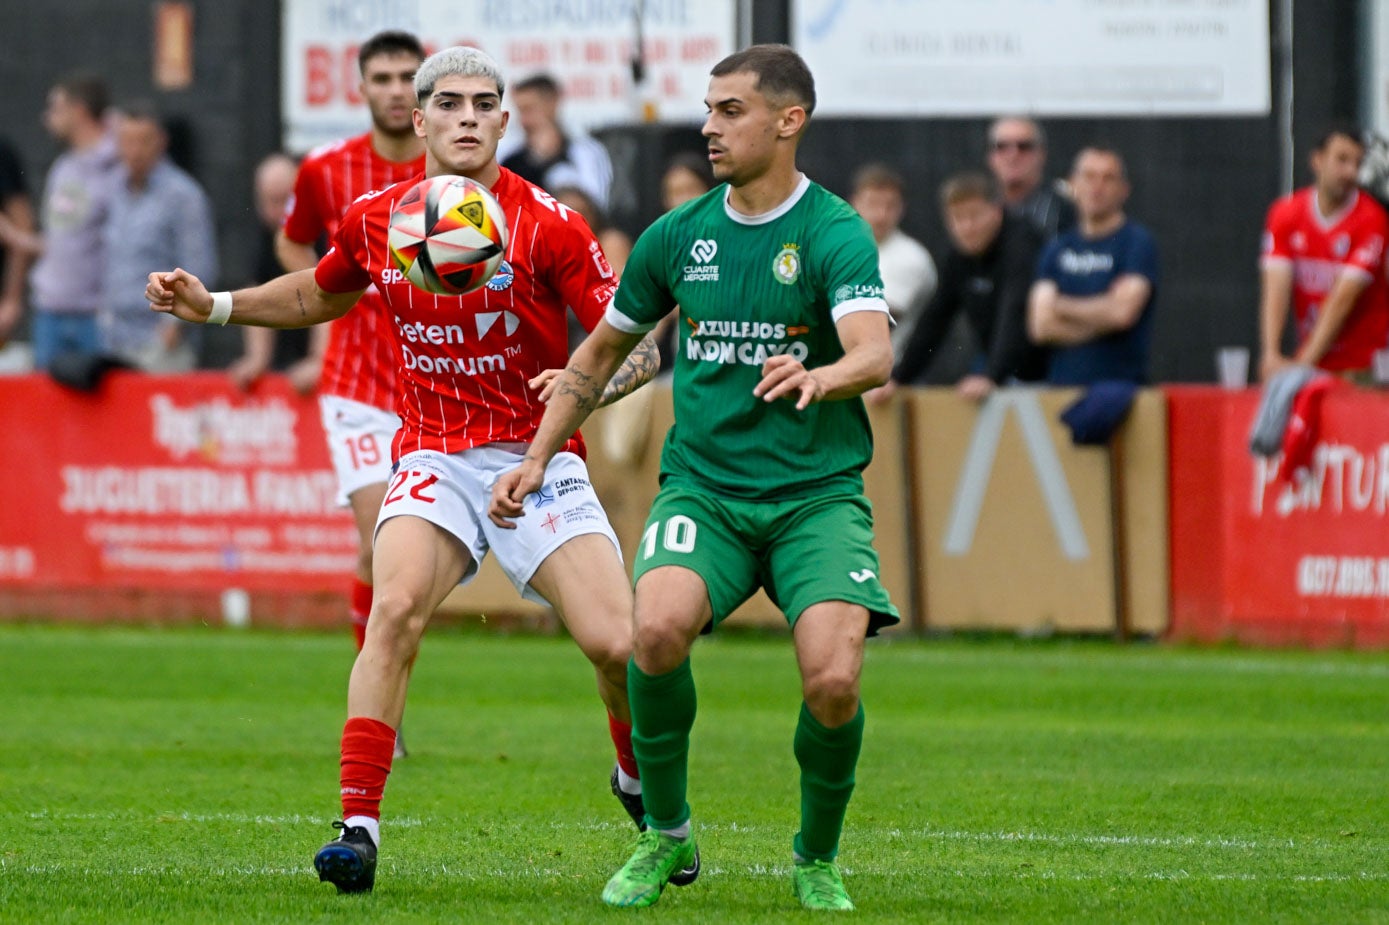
[609,713,639,780]
[339,716,396,820]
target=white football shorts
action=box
[374,446,621,604]
[319,394,402,506]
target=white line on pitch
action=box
[5,860,1388,884]
[22,811,1372,855]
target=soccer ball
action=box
[387,175,509,295]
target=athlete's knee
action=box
[366,584,431,653]
[632,615,694,674]
[584,628,633,684]
[802,663,862,726]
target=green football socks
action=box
[792,701,864,862]
[628,656,697,831]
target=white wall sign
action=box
[282,0,736,153]
[793,0,1271,116]
[1366,1,1389,137]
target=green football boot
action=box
[793,858,855,911]
[600,828,700,908]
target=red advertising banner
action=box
[1169,385,1389,647]
[0,373,356,595]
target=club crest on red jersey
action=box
[485,259,515,291]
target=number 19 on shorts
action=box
[641,516,697,560]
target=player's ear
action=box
[778,105,806,140]
[413,106,425,139]
[500,110,509,136]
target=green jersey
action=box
[608,176,889,501]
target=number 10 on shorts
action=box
[641,515,697,559]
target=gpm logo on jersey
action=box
[380,257,515,291]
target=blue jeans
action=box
[31,310,101,371]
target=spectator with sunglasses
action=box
[987,115,1076,240]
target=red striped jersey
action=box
[1261,187,1389,372]
[283,132,425,408]
[314,167,616,460]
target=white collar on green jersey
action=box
[722,173,811,225]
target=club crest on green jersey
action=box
[773,244,802,285]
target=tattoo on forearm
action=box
[295,288,308,320]
[599,335,661,407]
[558,364,604,414]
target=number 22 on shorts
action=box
[384,469,440,506]
[640,515,697,560]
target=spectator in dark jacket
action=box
[987,115,1076,240]
[874,172,1047,402]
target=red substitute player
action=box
[280,32,426,693]
[146,46,658,894]
[1260,123,1389,380]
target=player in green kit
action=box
[490,44,898,912]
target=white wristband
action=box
[207,291,233,326]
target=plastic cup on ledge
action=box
[1216,347,1250,389]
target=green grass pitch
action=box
[1,623,1386,923]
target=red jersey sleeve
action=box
[1344,199,1389,278]
[282,155,330,245]
[313,196,374,294]
[539,200,619,333]
[1260,195,1296,266]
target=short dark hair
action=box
[552,185,608,230]
[988,115,1047,150]
[939,171,999,210]
[1072,143,1128,180]
[513,73,561,97]
[1313,120,1365,153]
[358,30,425,73]
[55,73,109,119]
[851,163,905,197]
[663,150,714,190]
[116,98,164,130]
[710,44,815,117]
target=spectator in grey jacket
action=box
[100,100,217,371]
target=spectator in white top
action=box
[849,162,937,350]
[502,73,613,209]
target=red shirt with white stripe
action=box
[314,167,616,460]
[1261,186,1389,372]
[283,132,425,408]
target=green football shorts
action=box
[632,483,900,636]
